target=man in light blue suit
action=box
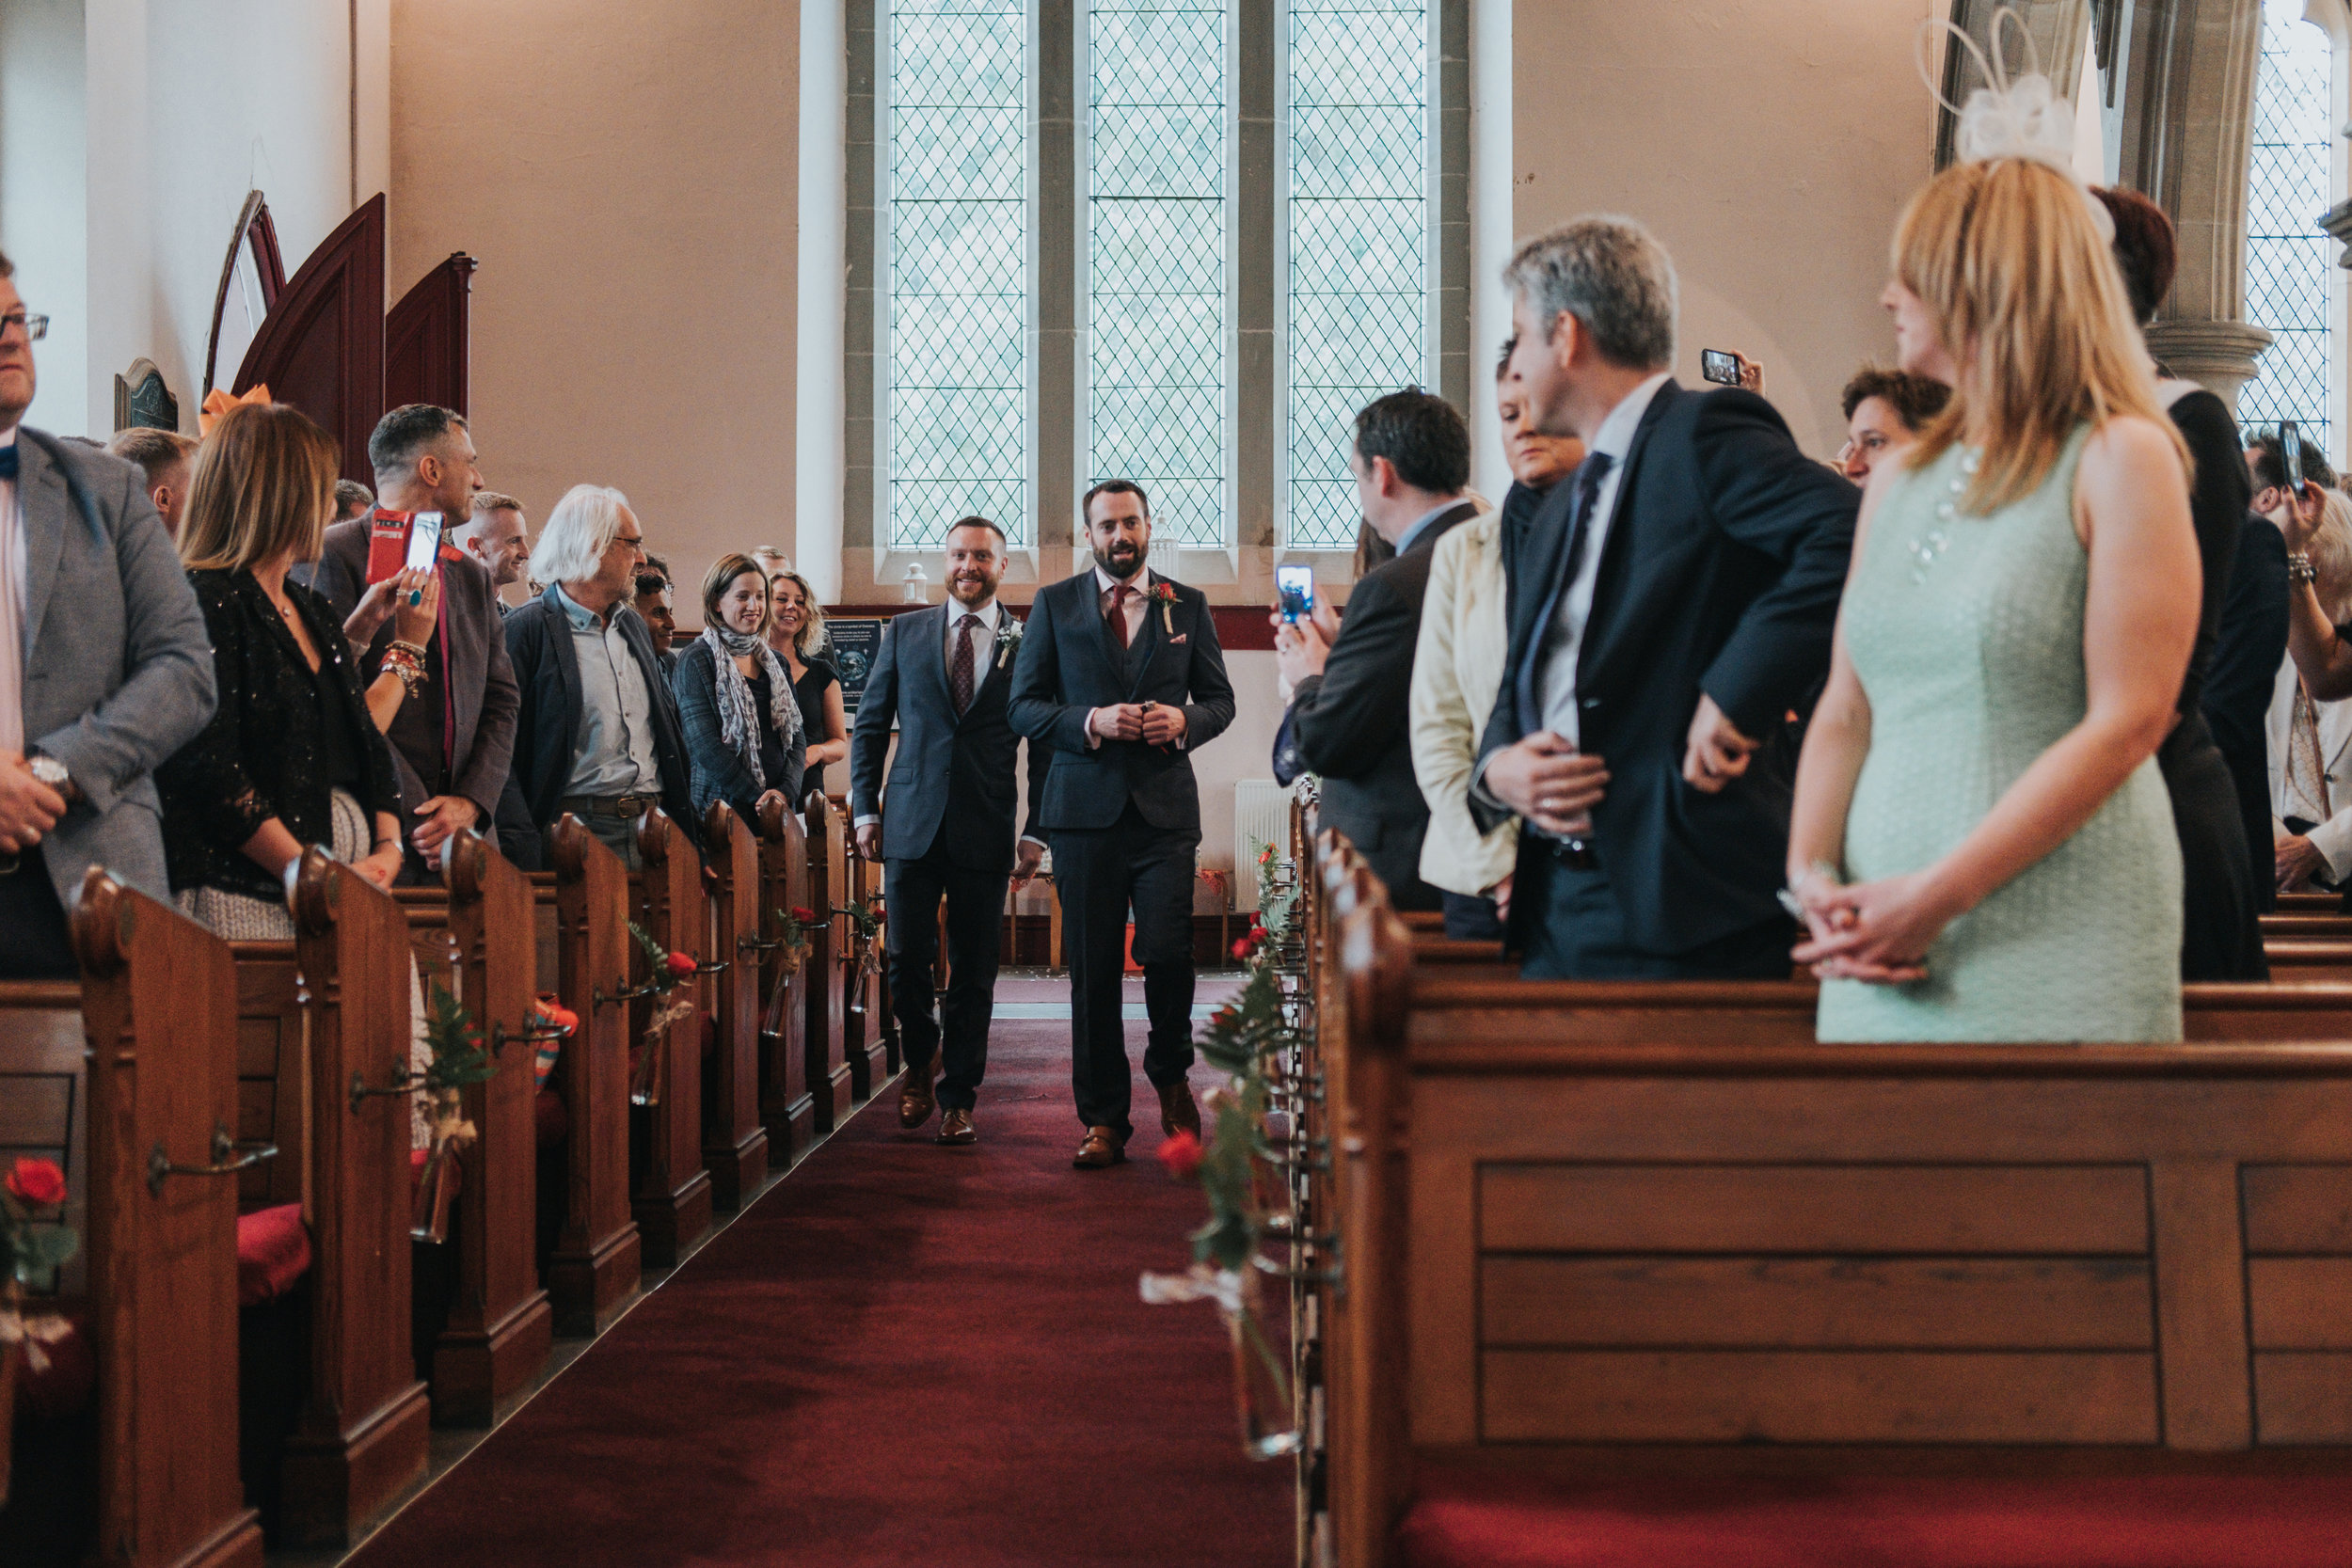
[0,251,217,974]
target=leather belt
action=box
[563,793,657,819]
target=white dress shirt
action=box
[947,595,1002,701]
[1084,564,1182,751]
[556,586,665,798]
[1535,371,1672,748]
[0,424,24,757]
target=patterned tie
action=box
[2292,679,2333,822]
[0,445,16,480]
[951,612,979,716]
[1106,584,1135,651]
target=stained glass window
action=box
[2243,0,2335,453]
[1086,1,1230,547]
[1284,0,1430,549]
[884,0,1031,548]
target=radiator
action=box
[1232,780,1291,913]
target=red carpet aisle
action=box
[349,978,1289,1568]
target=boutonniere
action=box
[1148,580,1179,633]
[993,614,1025,670]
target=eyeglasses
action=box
[1,311,48,342]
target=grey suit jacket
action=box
[14,430,217,908]
[298,516,520,827]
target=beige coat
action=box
[1409,510,1518,895]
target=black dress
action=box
[158,568,403,900]
[2162,389,2267,980]
[791,657,841,797]
[2206,520,2290,914]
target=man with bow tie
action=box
[0,249,216,975]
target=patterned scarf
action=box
[701,625,803,791]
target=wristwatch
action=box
[27,754,72,798]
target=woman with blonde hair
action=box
[158,401,407,933]
[767,566,850,793]
[1787,144,2201,1040]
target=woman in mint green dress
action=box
[1788,153,2202,1043]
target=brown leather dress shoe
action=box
[1073,1126,1127,1168]
[898,1056,938,1130]
[1156,1081,1201,1140]
[936,1108,976,1146]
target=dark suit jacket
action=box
[2204,517,2290,912]
[671,639,807,827]
[1474,381,1858,954]
[299,517,520,827]
[848,604,1048,871]
[1290,499,1479,904]
[1007,570,1235,834]
[502,587,699,853]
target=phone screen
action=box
[404,511,445,574]
[1275,563,1315,623]
[1701,349,1742,387]
[2283,421,2306,495]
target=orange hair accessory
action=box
[198,383,273,436]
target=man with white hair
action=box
[459,489,532,603]
[501,483,696,866]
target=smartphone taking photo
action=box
[2283,420,2307,498]
[1275,562,1315,624]
[404,511,446,574]
[1700,349,1743,387]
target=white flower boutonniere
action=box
[994,614,1025,670]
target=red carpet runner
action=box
[350,993,1291,1568]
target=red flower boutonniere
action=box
[1149,580,1178,633]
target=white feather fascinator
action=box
[1917,6,2115,240]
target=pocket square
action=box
[1168,633,1187,644]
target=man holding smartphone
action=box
[299,404,518,875]
[1275,390,1479,911]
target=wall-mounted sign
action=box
[827,618,884,716]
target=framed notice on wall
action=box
[826,618,885,716]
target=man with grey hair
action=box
[1471,214,1857,979]
[501,483,696,865]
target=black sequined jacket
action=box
[157,567,402,899]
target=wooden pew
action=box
[1315,842,2352,1568]
[547,816,642,1336]
[0,876,264,1567]
[426,835,555,1425]
[701,801,770,1210]
[803,790,850,1132]
[630,808,712,1268]
[251,851,429,1549]
[756,796,816,1164]
[839,807,886,1101]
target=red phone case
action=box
[365,509,415,586]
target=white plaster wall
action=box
[0,0,88,434]
[389,0,799,607]
[1511,0,1940,459]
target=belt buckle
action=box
[1551,834,1597,871]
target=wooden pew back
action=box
[630,808,711,1267]
[756,797,814,1163]
[701,801,769,1209]
[548,816,641,1335]
[803,790,850,1132]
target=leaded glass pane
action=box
[2242,0,2334,454]
[887,0,1030,549]
[1286,0,1428,549]
[1086,1,1230,548]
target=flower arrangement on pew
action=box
[834,893,884,987]
[530,994,578,1091]
[627,920,701,1107]
[772,906,818,977]
[411,983,501,1243]
[2,1159,75,1377]
[1141,835,1307,1460]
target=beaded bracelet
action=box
[2290,551,2319,585]
[381,640,428,695]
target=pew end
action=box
[547,816,644,1336]
[701,801,771,1210]
[756,795,816,1165]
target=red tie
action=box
[1107,585,1135,650]
[951,613,979,716]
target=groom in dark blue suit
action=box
[1009,482,1235,1168]
[1472,215,1857,979]
[850,517,1048,1146]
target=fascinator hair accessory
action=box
[1916,6,2114,241]
[198,383,273,436]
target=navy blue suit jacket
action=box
[1007,570,1235,833]
[848,603,1047,871]
[1474,381,1858,954]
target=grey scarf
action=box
[702,625,803,791]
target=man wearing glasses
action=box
[0,251,216,974]
[500,483,697,868]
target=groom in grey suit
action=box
[850,517,1047,1145]
[0,252,217,974]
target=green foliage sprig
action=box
[420,982,496,1093]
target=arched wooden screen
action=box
[201,190,288,398]
[232,194,386,484]
[385,253,478,417]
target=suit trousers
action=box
[883,837,1008,1111]
[1051,800,1198,1139]
[0,848,76,979]
[1522,851,1794,981]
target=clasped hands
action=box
[1787,865,1961,985]
[1092,702,1186,748]
[1482,695,1763,836]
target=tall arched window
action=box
[2243,0,2339,454]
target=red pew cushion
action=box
[235,1203,310,1307]
[12,1308,93,1421]
[534,1086,569,1148]
[1398,1469,2352,1568]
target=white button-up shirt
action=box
[946,595,1002,702]
[557,586,664,798]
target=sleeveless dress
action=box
[1817,425,2184,1043]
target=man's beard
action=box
[949,572,995,606]
[1099,542,1145,579]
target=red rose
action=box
[664,952,697,980]
[1155,1130,1203,1180]
[7,1157,67,1208]
[791,907,817,924]
[1231,937,1255,960]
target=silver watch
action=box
[26,755,69,792]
